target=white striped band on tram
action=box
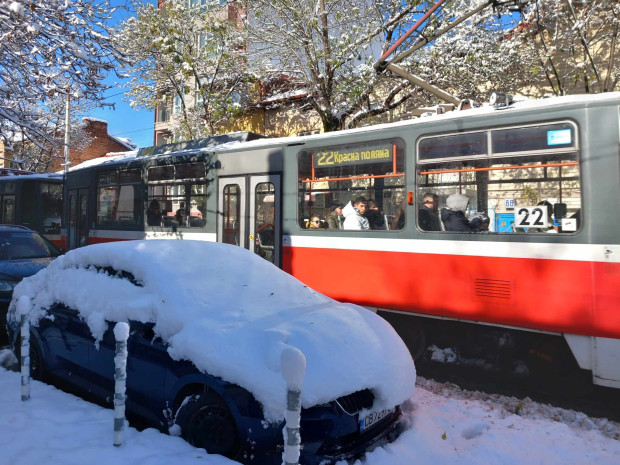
[284,235,620,263]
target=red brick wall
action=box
[49,119,131,172]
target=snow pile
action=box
[417,377,620,440]
[0,365,235,465]
[9,240,415,421]
[0,363,619,465]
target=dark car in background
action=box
[0,225,59,345]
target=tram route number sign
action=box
[514,205,549,229]
[313,145,393,168]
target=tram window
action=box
[96,169,142,229]
[0,182,15,195]
[21,182,37,227]
[148,165,174,181]
[491,123,576,154]
[297,138,406,231]
[418,131,487,161]
[41,183,62,234]
[222,184,240,245]
[417,149,582,234]
[175,162,206,180]
[146,163,207,230]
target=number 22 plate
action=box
[514,205,549,228]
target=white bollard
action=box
[113,322,130,447]
[280,347,306,465]
[20,314,30,401]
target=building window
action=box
[157,104,170,123]
[173,94,182,114]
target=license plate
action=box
[359,408,394,432]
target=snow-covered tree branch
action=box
[116,0,254,139]
[518,0,619,95]
[0,0,127,146]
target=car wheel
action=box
[15,336,46,382]
[175,394,241,459]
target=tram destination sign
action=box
[313,144,393,168]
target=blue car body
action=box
[7,303,403,464]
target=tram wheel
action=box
[528,336,586,394]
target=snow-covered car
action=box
[7,240,415,464]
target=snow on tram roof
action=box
[69,92,620,171]
[0,172,63,181]
[69,151,139,172]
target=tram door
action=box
[217,175,281,266]
[67,188,89,249]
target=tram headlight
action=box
[0,281,16,292]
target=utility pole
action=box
[63,89,71,175]
[62,87,72,251]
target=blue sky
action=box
[78,1,154,149]
[84,81,154,149]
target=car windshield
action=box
[0,231,59,260]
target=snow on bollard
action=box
[20,312,30,402]
[113,322,130,447]
[281,346,306,465]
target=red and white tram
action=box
[63,93,620,389]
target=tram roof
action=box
[0,172,63,182]
[69,91,620,172]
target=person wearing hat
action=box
[326,202,344,229]
[440,193,480,232]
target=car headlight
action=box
[0,281,16,292]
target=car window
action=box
[0,231,59,260]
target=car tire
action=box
[15,335,46,382]
[175,393,242,459]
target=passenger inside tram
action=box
[146,200,161,226]
[306,214,322,229]
[418,192,441,231]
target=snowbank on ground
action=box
[9,240,415,420]
[0,363,618,465]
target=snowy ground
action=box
[1,350,618,465]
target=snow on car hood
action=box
[9,240,415,421]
